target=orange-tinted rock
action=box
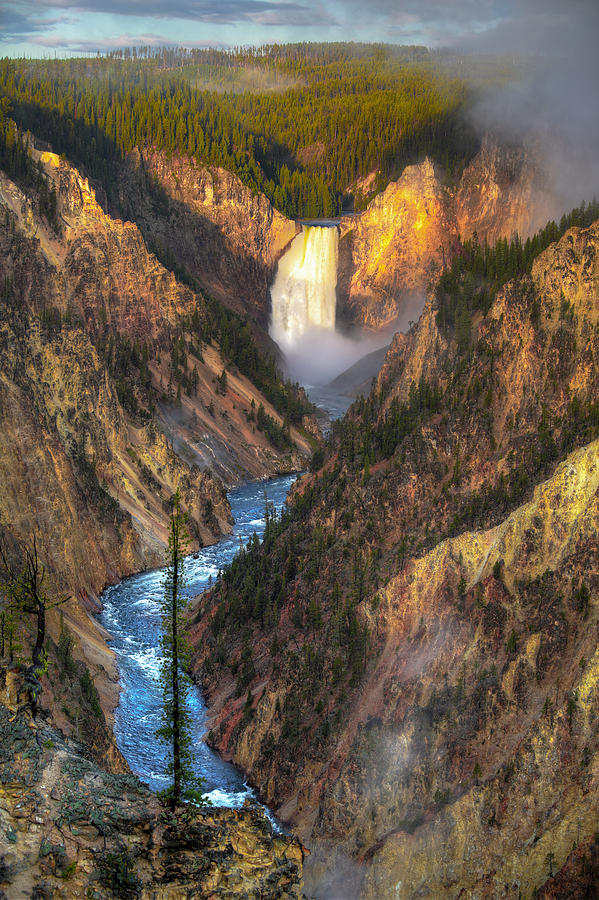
[337,137,561,331]
[338,158,457,330]
[119,149,298,321]
[0,665,306,899]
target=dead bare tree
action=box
[0,533,70,672]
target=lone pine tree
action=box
[156,491,205,807]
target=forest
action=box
[0,44,520,218]
[0,103,60,231]
[435,197,599,353]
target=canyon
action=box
[0,135,316,898]
[0,146,315,595]
[0,110,596,900]
[189,217,599,897]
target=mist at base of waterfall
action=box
[274,290,426,388]
[269,220,426,389]
[274,324,393,387]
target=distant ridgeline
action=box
[0,45,522,219]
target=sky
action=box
[0,0,596,57]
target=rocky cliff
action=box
[0,142,314,757]
[189,219,599,897]
[0,146,313,588]
[0,164,227,595]
[337,136,559,331]
[2,151,196,341]
[0,664,306,899]
[77,135,556,340]
[115,149,298,323]
[455,134,556,245]
[337,159,457,331]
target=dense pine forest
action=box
[0,44,521,218]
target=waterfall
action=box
[270,225,338,348]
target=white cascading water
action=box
[270,225,338,348]
[269,222,395,387]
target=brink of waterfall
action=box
[270,225,339,348]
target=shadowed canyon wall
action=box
[115,149,299,324]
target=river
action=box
[98,473,298,814]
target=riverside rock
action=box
[0,665,306,900]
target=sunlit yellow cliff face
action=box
[336,137,557,331]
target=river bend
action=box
[99,474,297,811]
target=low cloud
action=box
[465,1,599,218]
[28,32,228,51]
[4,0,315,27]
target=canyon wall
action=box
[337,158,456,330]
[0,149,312,594]
[337,136,558,331]
[0,145,314,755]
[189,219,599,897]
[115,149,298,323]
[89,136,556,338]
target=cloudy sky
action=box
[0,0,596,57]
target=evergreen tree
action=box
[156,491,205,807]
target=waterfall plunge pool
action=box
[98,473,298,820]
